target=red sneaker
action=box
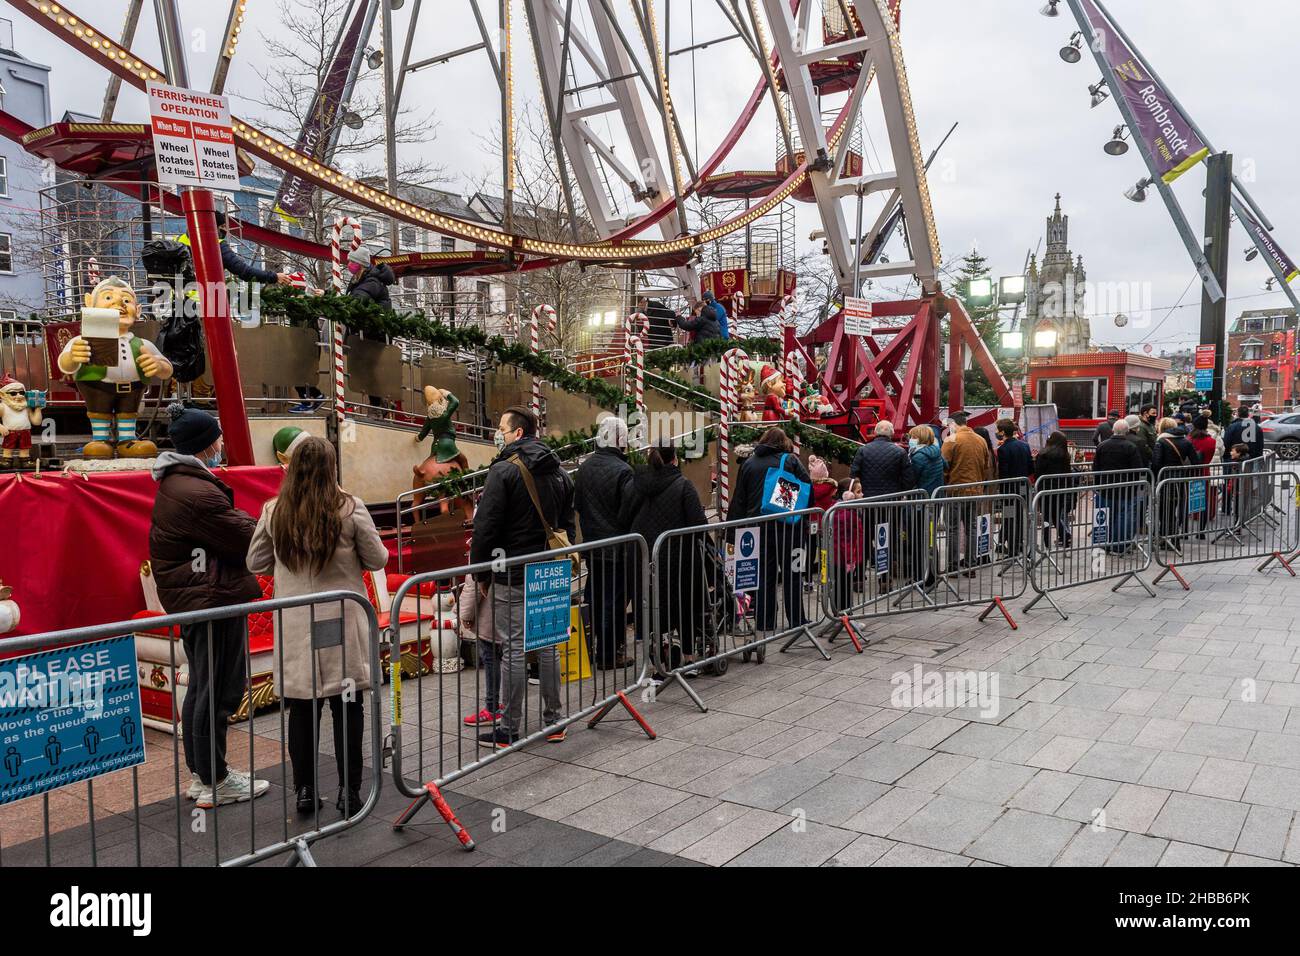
[463,708,501,726]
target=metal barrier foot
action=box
[977,598,1018,631]
[1111,571,1156,597]
[1257,552,1297,576]
[1023,589,1068,622]
[1152,565,1190,591]
[588,689,659,736]
[780,625,832,661]
[392,783,476,851]
[285,838,317,867]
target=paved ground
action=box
[422,553,1300,867]
[5,547,1300,867]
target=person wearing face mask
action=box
[149,403,267,808]
[469,405,576,749]
[345,246,396,309]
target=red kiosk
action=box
[1028,351,1170,448]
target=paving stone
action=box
[1026,735,1094,772]
[1006,770,1082,815]
[1105,831,1169,867]
[1071,742,1159,784]
[779,774,889,827]
[561,781,690,838]
[1188,758,1255,801]
[896,752,974,792]
[793,734,879,772]
[1226,853,1292,867]
[842,787,935,836]
[836,742,935,784]
[936,722,1024,759]
[1245,731,1300,771]
[1054,826,1123,866]
[939,759,1038,806]
[887,795,1003,853]
[1242,765,1300,811]
[964,809,1080,866]
[1233,805,1293,861]
[718,762,830,811]
[1148,792,1249,852]
[727,820,857,867]
[1138,751,1205,792]
[676,806,789,866]
[1056,776,1121,825]
[1176,723,1256,761]
[1158,842,1229,867]
[645,801,749,855]
[1101,783,1171,833]
[631,746,743,789]
[872,842,972,866]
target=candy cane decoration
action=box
[719,347,749,517]
[529,306,541,422]
[629,334,646,431]
[785,350,805,457]
[533,303,557,341]
[331,217,363,425]
[731,290,746,316]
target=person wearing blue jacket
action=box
[907,425,946,493]
[702,290,730,339]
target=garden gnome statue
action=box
[57,277,173,458]
[0,375,42,469]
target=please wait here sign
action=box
[147,81,241,190]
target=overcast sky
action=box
[11,0,1297,352]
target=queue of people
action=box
[147,394,1270,804]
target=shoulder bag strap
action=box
[508,455,556,537]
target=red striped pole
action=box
[331,216,362,426]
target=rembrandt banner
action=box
[270,0,373,222]
[1239,206,1299,284]
[1079,0,1209,183]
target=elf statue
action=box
[0,375,42,469]
[272,425,308,466]
[412,385,469,517]
[758,365,787,422]
[57,277,174,458]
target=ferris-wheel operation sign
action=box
[146,81,241,191]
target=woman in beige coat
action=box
[247,436,388,816]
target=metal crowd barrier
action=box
[385,535,655,850]
[648,507,824,712]
[820,487,1030,642]
[1152,468,1297,589]
[1025,469,1155,621]
[0,591,382,868]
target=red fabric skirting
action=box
[0,466,283,638]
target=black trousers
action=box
[755,521,806,631]
[585,559,628,665]
[286,695,364,793]
[180,616,248,786]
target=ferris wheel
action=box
[3,0,937,296]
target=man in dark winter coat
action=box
[1223,406,1264,461]
[575,415,634,668]
[995,420,1033,557]
[149,403,267,808]
[673,300,722,342]
[849,420,916,499]
[1093,418,1146,552]
[730,427,812,640]
[471,406,576,748]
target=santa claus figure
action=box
[57,277,174,459]
[758,365,787,421]
[0,375,42,469]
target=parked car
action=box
[1260,413,1300,459]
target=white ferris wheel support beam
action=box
[759,0,857,293]
[853,0,941,296]
[527,0,699,293]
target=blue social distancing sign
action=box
[976,514,991,559]
[524,560,573,652]
[733,527,760,593]
[1189,479,1207,515]
[0,635,145,806]
[1092,507,1109,545]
